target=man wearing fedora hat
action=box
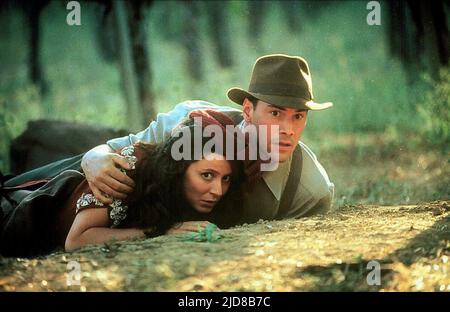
[78,54,335,226]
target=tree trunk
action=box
[205,2,233,68]
[387,0,449,81]
[128,1,156,121]
[112,0,144,130]
[156,0,178,41]
[407,0,449,79]
[26,1,49,98]
[248,1,267,38]
[181,0,203,81]
[280,0,301,33]
[95,2,118,63]
[428,1,449,68]
[387,0,408,61]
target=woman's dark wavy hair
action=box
[121,119,246,237]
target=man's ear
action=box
[242,98,254,122]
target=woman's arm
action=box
[65,207,145,252]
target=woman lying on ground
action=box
[0,110,247,257]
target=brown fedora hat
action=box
[227,54,333,110]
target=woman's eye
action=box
[201,172,213,180]
[271,111,280,117]
[223,175,231,183]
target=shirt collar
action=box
[262,156,292,201]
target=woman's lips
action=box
[200,200,218,208]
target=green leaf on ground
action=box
[180,223,223,243]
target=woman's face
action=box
[184,153,233,213]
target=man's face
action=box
[243,98,308,162]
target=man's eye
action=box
[271,111,280,117]
[201,172,213,180]
[295,114,303,120]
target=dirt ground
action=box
[0,138,449,292]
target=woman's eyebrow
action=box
[201,168,219,174]
[202,168,232,175]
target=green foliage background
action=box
[0,0,448,173]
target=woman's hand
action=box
[81,144,135,204]
[166,221,219,235]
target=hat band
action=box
[249,83,312,100]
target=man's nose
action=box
[280,119,294,136]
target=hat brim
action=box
[227,87,333,111]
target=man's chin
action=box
[277,150,294,163]
[278,156,289,163]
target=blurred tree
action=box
[0,0,53,112]
[387,1,414,64]
[128,0,156,122]
[248,0,268,51]
[300,0,330,20]
[181,0,203,81]
[387,0,449,81]
[25,1,50,98]
[1,0,53,99]
[416,1,449,77]
[155,0,179,41]
[93,0,155,126]
[154,1,234,77]
[204,2,234,68]
[112,0,144,130]
[280,0,302,33]
[94,2,118,63]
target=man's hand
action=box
[166,221,219,235]
[81,144,135,204]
